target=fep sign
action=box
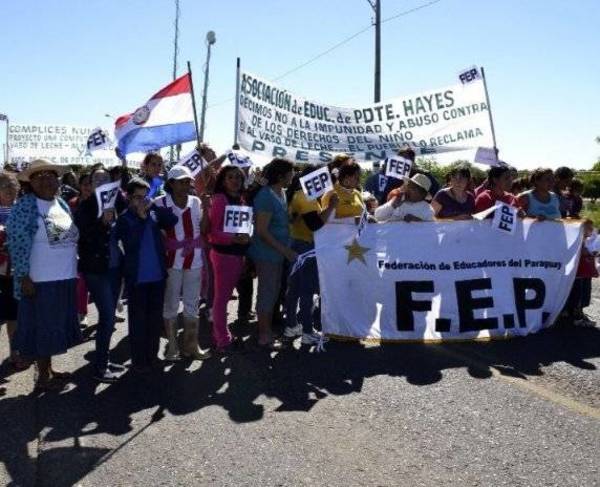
[177,149,206,177]
[95,181,121,218]
[385,157,412,180]
[492,203,517,235]
[458,66,481,85]
[223,205,253,234]
[300,166,333,201]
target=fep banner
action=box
[8,124,120,167]
[385,156,412,180]
[314,220,582,341]
[177,149,206,176]
[95,181,121,218]
[236,70,493,164]
[300,166,333,200]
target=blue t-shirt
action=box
[249,186,290,263]
[137,219,162,283]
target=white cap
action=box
[167,165,193,181]
[403,173,432,194]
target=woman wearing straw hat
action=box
[7,159,81,391]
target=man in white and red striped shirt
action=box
[155,166,210,361]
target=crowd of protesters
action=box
[0,144,596,392]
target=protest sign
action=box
[492,203,518,235]
[86,127,111,153]
[314,219,582,341]
[236,70,493,164]
[378,174,388,193]
[226,149,253,168]
[300,166,333,200]
[356,208,369,238]
[8,124,120,167]
[474,146,501,166]
[384,156,412,180]
[458,66,482,85]
[177,149,206,176]
[223,205,253,234]
[95,181,121,218]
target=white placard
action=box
[492,203,518,235]
[458,66,481,84]
[177,149,207,177]
[378,174,388,193]
[227,150,253,168]
[95,181,121,218]
[385,156,412,180]
[86,127,111,153]
[223,205,254,234]
[300,166,333,201]
[357,207,369,238]
[474,147,501,166]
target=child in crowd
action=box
[564,178,584,218]
[566,220,598,327]
[362,192,379,216]
[374,174,434,222]
[116,178,178,372]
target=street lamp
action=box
[199,30,216,142]
[0,113,9,165]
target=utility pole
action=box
[367,0,381,103]
[170,0,180,163]
[199,31,216,143]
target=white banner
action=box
[8,124,120,167]
[315,220,582,341]
[177,149,206,176]
[226,149,253,168]
[86,127,112,153]
[223,205,253,234]
[95,181,121,218]
[236,70,493,164]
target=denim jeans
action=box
[84,268,122,373]
[285,239,319,334]
[127,280,165,367]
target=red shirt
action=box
[474,190,517,213]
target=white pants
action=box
[163,267,202,320]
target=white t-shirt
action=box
[374,199,434,222]
[29,198,79,283]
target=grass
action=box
[582,201,600,227]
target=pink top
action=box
[208,193,235,246]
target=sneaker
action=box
[283,324,303,338]
[93,369,120,383]
[301,332,329,345]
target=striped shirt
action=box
[155,194,203,270]
[0,206,11,225]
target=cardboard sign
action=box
[458,66,481,85]
[95,181,121,218]
[385,157,412,180]
[223,205,253,234]
[86,127,111,153]
[177,149,207,177]
[227,150,253,168]
[492,203,517,235]
[474,147,501,166]
[378,174,388,193]
[300,166,333,201]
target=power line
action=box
[207,0,443,109]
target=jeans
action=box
[127,280,165,367]
[84,268,121,373]
[285,240,319,334]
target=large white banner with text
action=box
[236,70,493,164]
[315,220,582,341]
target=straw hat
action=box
[403,173,432,194]
[18,159,65,182]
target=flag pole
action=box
[480,66,499,158]
[233,57,241,147]
[187,61,201,147]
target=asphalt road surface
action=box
[1,283,599,487]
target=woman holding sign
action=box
[249,159,296,349]
[208,166,250,353]
[75,166,126,383]
[321,162,364,220]
[284,167,338,345]
[7,160,81,392]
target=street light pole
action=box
[199,31,216,143]
[367,0,382,103]
[0,114,9,165]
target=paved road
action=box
[1,283,599,487]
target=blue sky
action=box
[1,0,599,169]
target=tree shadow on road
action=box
[1,324,599,486]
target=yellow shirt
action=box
[322,183,364,219]
[289,190,321,243]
